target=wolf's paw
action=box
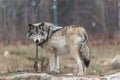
[53,69,60,73]
[77,72,84,76]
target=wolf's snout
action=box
[36,40,39,43]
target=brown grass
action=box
[0,44,120,76]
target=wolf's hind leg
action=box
[74,55,84,75]
[70,47,84,75]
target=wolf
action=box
[27,22,90,75]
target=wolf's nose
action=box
[36,40,39,43]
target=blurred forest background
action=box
[0,0,120,76]
[0,0,119,45]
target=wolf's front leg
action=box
[54,54,60,72]
[49,53,59,73]
[49,53,55,72]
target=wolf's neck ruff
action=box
[37,27,63,46]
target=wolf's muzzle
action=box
[35,40,39,44]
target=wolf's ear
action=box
[38,23,45,29]
[28,24,34,29]
[39,23,44,27]
[40,23,45,26]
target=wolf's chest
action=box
[50,36,70,55]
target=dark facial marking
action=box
[36,27,38,33]
[47,28,50,36]
[40,32,44,36]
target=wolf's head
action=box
[27,22,62,44]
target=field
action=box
[0,44,120,76]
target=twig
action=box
[34,44,39,71]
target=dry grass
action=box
[0,44,120,76]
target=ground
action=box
[0,44,120,79]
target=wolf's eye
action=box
[40,32,44,36]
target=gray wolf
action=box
[27,22,90,75]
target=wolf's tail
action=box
[78,28,90,67]
[79,45,90,68]
[83,56,90,68]
[82,32,90,67]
